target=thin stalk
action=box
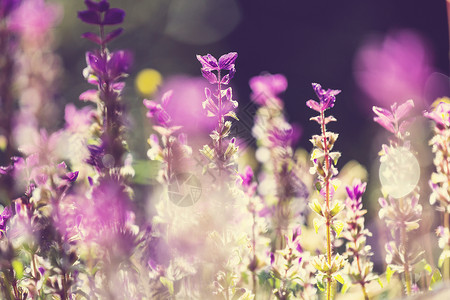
[216,70,224,175]
[356,255,369,300]
[399,210,412,295]
[320,109,333,300]
[251,211,257,295]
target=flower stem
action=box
[356,255,369,300]
[320,110,333,300]
[399,212,412,295]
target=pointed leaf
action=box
[386,265,395,283]
[333,220,345,238]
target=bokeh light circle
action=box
[379,147,420,198]
[135,68,162,96]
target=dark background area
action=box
[58,0,449,171]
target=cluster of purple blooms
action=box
[1,1,450,299]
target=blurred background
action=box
[56,0,449,166]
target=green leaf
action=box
[330,201,345,218]
[329,152,341,165]
[160,277,174,295]
[377,278,383,288]
[313,218,322,234]
[333,220,345,238]
[309,198,323,216]
[341,282,350,294]
[386,266,395,283]
[316,278,325,292]
[12,260,23,280]
[225,111,239,121]
[429,269,442,290]
[439,250,450,268]
[334,274,345,285]
[424,263,433,274]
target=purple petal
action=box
[161,90,173,108]
[84,0,100,11]
[395,99,414,120]
[196,54,219,70]
[102,8,125,25]
[218,52,238,70]
[107,50,132,78]
[87,52,106,75]
[306,99,321,112]
[81,32,102,45]
[201,69,217,84]
[373,116,395,133]
[78,10,101,25]
[62,171,79,183]
[98,0,110,12]
[79,89,98,102]
[104,28,123,44]
[373,105,393,119]
[221,74,230,85]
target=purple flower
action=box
[78,0,124,26]
[268,124,294,148]
[143,90,173,126]
[8,0,61,40]
[345,179,367,212]
[0,206,12,236]
[0,0,21,18]
[196,52,237,85]
[306,83,341,112]
[249,73,287,106]
[86,50,132,82]
[354,30,433,108]
[373,99,414,134]
[64,104,94,133]
[78,0,125,46]
[238,165,254,188]
[424,100,450,128]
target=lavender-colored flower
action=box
[0,206,12,235]
[78,0,125,47]
[373,99,414,137]
[8,0,61,40]
[306,83,341,112]
[424,100,450,129]
[196,52,237,84]
[249,73,287,106]
[143,90,173,127]
[85,50,132,83]
[78,0,124,26]
[345,180,367,212]
[0,0,21,18]
[354,30,433,108]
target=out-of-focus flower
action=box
[0,206,12,237]
[354,30,433,108]
[8,0,61,41]
[64,104,94,134]
[0,0,21,18]
[373,99,414,137]
[424,99,450,129]
[143,90,173,126]
[249,73,287,107]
